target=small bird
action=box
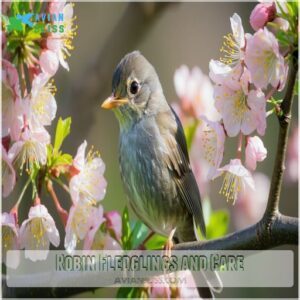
[101,51,220,297]
[102,51,206,243]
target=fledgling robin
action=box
[102,51,221,298]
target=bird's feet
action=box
[163,228,176,258]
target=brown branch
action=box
[264,57,298,219]
[174,214,298,251]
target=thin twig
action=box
[46,180,68,226]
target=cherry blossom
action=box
[2,212,20,268]
[20,204,60,261]
[27,72,57,129]
[174,65,220,121]
[245,136,267,171]
[47,2,76,71]
[149,280,171,299]
[215,159,255,204]
[48,0,67,14]
[39,50,59,76]
[8,126,50,171]
[209,13,245,89]
[2,145,16,198]
[190,141,211,197]
[83,206,121,250]
[214,82,266,137]
[245,28,287,90]
[250,2,276,31]
[2,60,23,140]
[69,140,107,205]
[198,116,225,180]
[64,203,96,253]
[104,210,122,241]
[234,173,270,229]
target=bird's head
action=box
[101,51,168,129]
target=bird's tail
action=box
[175,219,223,299]
[193,218,223,296]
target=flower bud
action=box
[245,136,267,171]
[250,2,276,31]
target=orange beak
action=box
[101,95,129,109]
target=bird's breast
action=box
[118,118,189,236]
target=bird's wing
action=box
[155,108,206,237]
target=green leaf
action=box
[206,210,229,240]
[116,287,142,298]
[121,206,131,250]
[145,233,167,250]
[184,120,199,151]
[11,1,20,17]
[276,30,291,47]
[129,221,149,249]
[19,1,30,14]
[54,117,72,152]
[47,144,54,167]
[293,77,298,96]
[52,153,73,167]
[33,1,42,14]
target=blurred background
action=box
[4,2,298,298]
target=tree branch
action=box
[264,56,298,219]
[174,214,298,250]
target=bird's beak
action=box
[101,95,129,110]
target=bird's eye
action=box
[129,81,139,95]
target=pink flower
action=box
[39,50,59,76]
[20,204,60,261]
[198,116,225,179]
[2,60,20,99]
[2,212,20,268]
[83,206,121,250]
[149,281,171,299]
[234,172,269,229]
[214,82,266,137]
[2,60,23,140]
[70,141,107,204]
[215,159,255,204]
[8,126,50,171]
[245,28,287,90]
[190,138,211,197]
[286,126,298,183]
[209,13,245,89]
[174,65,220,121]
[270,17,289,32]
[176,271,200,298]
[250,2,276,31]
[27,72,57,129]
[245,136,267,171]
[47,3,75,71]
[104,211,122,240]
[2,145,16,197]
[64,203,96,252]
[48,0,66,14]
[2,96,24,141]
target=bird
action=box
[101,51,221,298]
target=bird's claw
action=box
[163,228,176,258]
